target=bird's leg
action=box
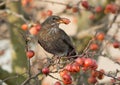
[57,56,61,63]
[69,49,76,56]
[45,55,56,67]
[56,56,62,70]
[51,55,61,64]
[67,49,76,59]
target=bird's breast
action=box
[39,28,59,41]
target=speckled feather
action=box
[38,16,76,57]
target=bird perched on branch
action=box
[38,15,76,57]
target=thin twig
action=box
[2,75,18,82]
[21,71,42,85]
[0,9,29,23]
[108,11,120,28]
[0,1,5,7]
[96,70,120,81]
[28,58,31,77]
[2,72,27,83]
[39,0,67,6]
[48,74,62,82]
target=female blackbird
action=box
[38,15,76,57]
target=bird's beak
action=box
[58,18,71,24]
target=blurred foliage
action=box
[0,0,118,85]
[0,67,26,85]
[0,1,28,85]
[6,1,27,73]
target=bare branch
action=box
[0,9,29,23]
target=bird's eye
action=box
[52,17,56,20]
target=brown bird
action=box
[38,15,76,57]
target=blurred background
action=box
[0,0,120,85]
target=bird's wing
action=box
[59,29,74,49]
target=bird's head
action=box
[42,15,70,28]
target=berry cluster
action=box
[21,23,41,35]
[89,32,105,51]
[40,10,53,19]
[104,4,118,14]
[21,17,70,35]
[58,57,105,84]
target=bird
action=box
[38,15,76,58]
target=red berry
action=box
[35,24,41,31]
[97,69,105,80]
[82,67,88,71]
[91,60,98,70]
[26,50,35,58]
[91,70,98,77]
[66,4,72,9]
[54,81,61,85]
[84,58,93,67]
[21,0,32,6]
[75,57,85,66]
[29,26,39,35]
[81,1,89,9]
[65,63,80,73]
[105,4,118,14]
[21,24,28,31]
[113,41,120,48]
[63,79,72,85]
[88,76,97,84]
[59,70,69,77]
[47,10,53,16]
[42,67,49,75]
[96,32,105,41]
[62,74,72,84]
[89,43,99,51]
[21,0,28,6]
[95,6,102,13]
[0,50,4,56]
[72,6,79,13]
[71,63,80,72]
[61,18,71,24]
[89,14,95,20]
[64,64,73,72]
